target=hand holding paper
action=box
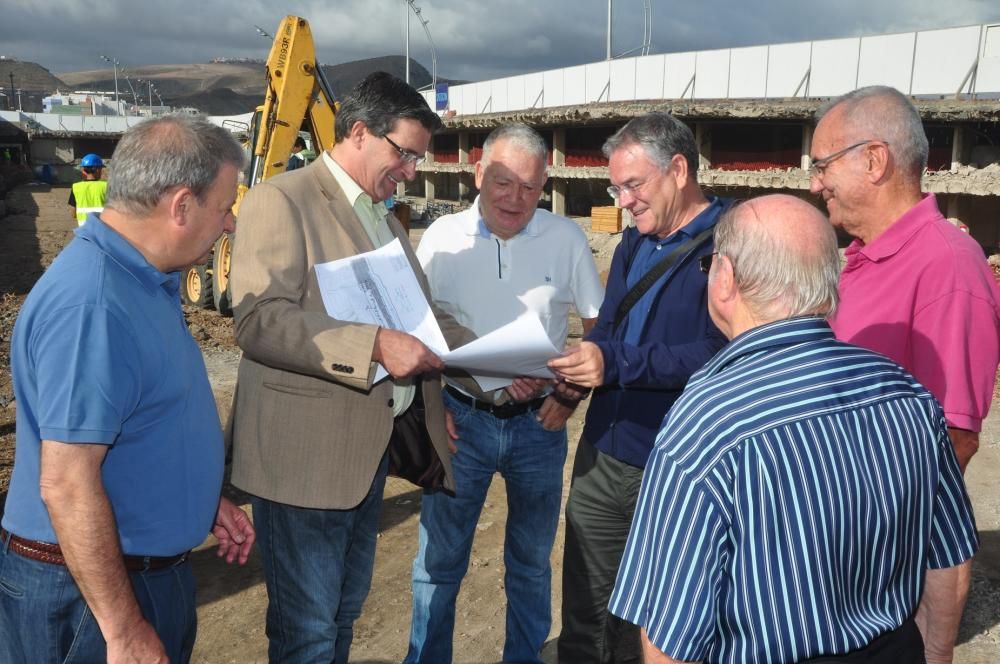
[373,328,445,378]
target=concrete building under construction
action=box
[411,21,1000,251]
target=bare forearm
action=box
[915,561,972,664]
[40,442,147,641]
[947,427,979,473]
[641,628,700,664]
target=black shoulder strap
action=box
[612,226,714,331]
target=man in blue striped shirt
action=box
[610,194,978,664]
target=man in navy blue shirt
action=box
[1,116,256,663]
[610,194,977,663]
[549,112,730,663]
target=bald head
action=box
[712,195,840,328]
[816,86,928,182]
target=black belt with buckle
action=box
[445,385,546,420]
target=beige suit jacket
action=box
[227,158,475,509]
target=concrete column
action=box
[801,124,813,171]
[424,172,437,201]
[951,126,966,172]
[551,128,567,216]
[552,128,566,166]
[421,136,436,201]
[695,123,711,170]
[458,132,471,200]
[552,179,567,216]
[946,194,961,220]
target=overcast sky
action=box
[2,0,998,82]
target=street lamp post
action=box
[16,88,22,111]
[404,1,410,84]
[100,55,121,114]
[138,79,153,111]
[119,67,140,114]
[404,0,436,93]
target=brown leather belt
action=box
[1,528,189,572]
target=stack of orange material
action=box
[591,206,622,233]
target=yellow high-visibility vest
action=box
[72,180,108,226]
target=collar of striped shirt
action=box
[690,315,832,385]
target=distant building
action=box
[43,91,121,116]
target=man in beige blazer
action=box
[228,72,475,663]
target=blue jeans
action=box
[252,456,388,663]
[405,389,568,664]
[0,533,196,663]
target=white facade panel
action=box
[912,26,982,94]
[766,42,811,97]
[523,73,544,108]
[610,58,637,101]
[810,38,861,97]
[694,49,730,98]
[564,65,587,106]
[974,24,1000,93]
[474,81,493,114]
[857,32,916,92]
[422,90,433,109]
[586,61,611,103]
[543,69,564,107]
[728,46,768,98]
[663,52,697,98]
[491,79,510,113]
[453,85,474,115]
[635,54,666,99]
[507,75,527,110]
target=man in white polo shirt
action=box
[404,123,604,664]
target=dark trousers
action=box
[558,436,645,664]
[803,616,925,662]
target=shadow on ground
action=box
[958,528,1000,644]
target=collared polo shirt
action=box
[4,215,224,556]
[323,151,414,415]
[830,194,1000,432]
[415,196,603,371]
[624,197,725,345]
[610,316,978,664]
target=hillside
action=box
[55,56,451,115]
[0,59,68,112]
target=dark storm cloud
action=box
[1,0,997,82]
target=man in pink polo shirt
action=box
[810,85,1000,473]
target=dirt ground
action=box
[1,184,998,663]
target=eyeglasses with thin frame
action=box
[607,177,653,200]
[808,140,884,178]
[699,252,718,274]
[382,134,426,166]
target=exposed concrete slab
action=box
[440,98,1000,130]
[417,162,1000,196]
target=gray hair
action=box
[482,123,549,166]
[714,201,841,319]
[602,112,699,176]
[816,85,928,180]
[105,114,245,217]
[334,71,442,143]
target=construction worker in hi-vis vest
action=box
[69,154,108,226]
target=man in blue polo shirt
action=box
[549,112,731,663]
[611,194,978,663]
[1,115,256,663]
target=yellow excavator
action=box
[181,15,338,312]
